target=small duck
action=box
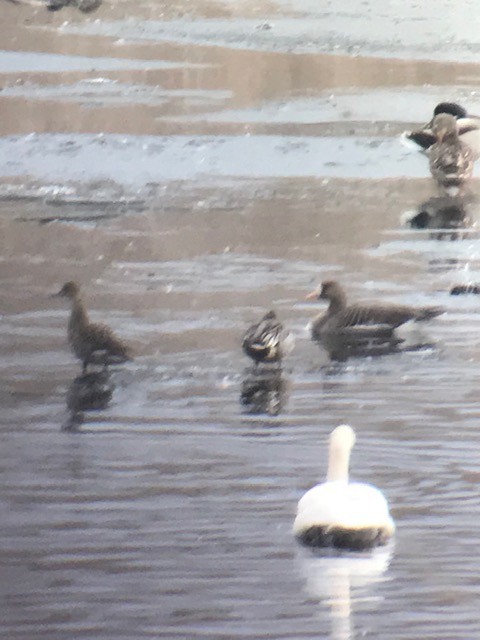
[293,425,395,550]
[428,113,474,194]
[306,280,443,339]
[406,102,480,159]
[242,310,294,365]
[55,281,132,373]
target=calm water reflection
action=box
[64,370,115,430]
[240,366,288,416]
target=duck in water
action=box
[55,281,132,373]
[428,113,474,195]
[242,310,294,365]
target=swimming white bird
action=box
[293,425,395,550]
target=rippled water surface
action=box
[2,0,480,638]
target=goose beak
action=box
[305,288,320,301]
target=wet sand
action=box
[2,1,480,638]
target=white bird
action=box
[293,425,395,550]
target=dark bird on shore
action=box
[4,0,102,12]
[428,113,474,194]
[450,284,480,295]
[406,102,480,159]
[242,310,294,365]
[55,281,132,373]
[306,280,444,340]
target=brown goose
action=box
[242,310,294,365]
[306,280,443,339]
[428,113,474,193]
[55,281,132,373]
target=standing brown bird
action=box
[55,281,132,373]
[306,280,444,339]
[428,113,474,194]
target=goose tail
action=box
[415,306,444,322]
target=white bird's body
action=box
[294,480,392,534]
[294,425,394,550]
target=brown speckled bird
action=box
[406,102,480,159]
[306,280,444,339]
[428,113,474,193]
[55,281,132,373]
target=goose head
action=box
[306,280,347,306]
[55,281,81,300]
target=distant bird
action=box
[293,424,395,550]
[306,280,444,340]
[4,0,102,12]
[428,113,474,194]
[450,284,480,295]
[242,310,294,365]
[55,281,132,373]
[406,101,480,159]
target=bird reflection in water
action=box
[5,0,102,12]
[240,365,287,416]
[296,546,392,640]
[63,369,114,431]
[316,332,406,363]
[316,332,436,364]
[406,194,475,240]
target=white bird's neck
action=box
[327,439,352,482]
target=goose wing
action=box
[339,304,417,329]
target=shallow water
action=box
[2,1,480,638]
